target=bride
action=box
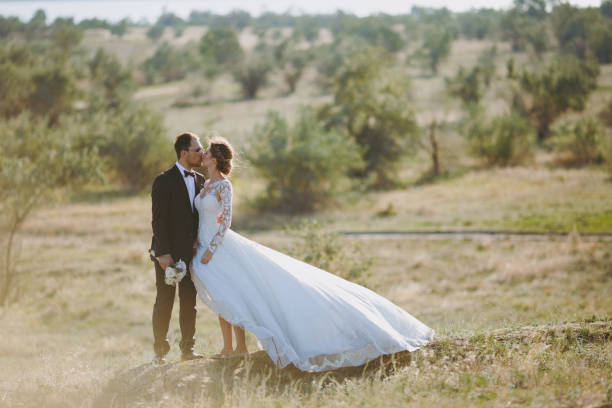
[190,137,434,372]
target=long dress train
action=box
[190,179,434,372]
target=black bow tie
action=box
[183,170,195,178]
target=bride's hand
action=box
[200,249,213,264]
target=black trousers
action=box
[151,256,197,356]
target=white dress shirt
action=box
[175,161,195,211]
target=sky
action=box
[0,0,603,23]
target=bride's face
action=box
[202,146,216,168]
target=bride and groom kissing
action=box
[149,131,434,371]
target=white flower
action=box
[164,259,187,286]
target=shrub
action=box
[513,56,599,143]
[0,113,95,304]
[232,54,272,99]
[142,42,199,84]
[322,49,419,187]
[462,108,534,166]
[552,117,606,167]
[247,108,362,212]
[80,104,172,190]
[283,220,374,288]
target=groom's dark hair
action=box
[174,132,200,159]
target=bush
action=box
[283,220,374,288]
[552,117,606,167]
[0,113,95,304]
[80,104,172,190]
[247,108,362,213]
[462,108,534,166]
[322,49,419,187]
[513,56,599,143]
[142,42,199,84]
[232,54,272,99]
[199,26,244,80]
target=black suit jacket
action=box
[150,165,205,265]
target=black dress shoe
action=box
[181,351,204,362]
[152,354,167,365]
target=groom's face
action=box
[185,138,204,167]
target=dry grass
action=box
[0,177,610,406]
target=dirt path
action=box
[342,230,612,241]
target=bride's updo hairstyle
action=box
[209,137,234,175]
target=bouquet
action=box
[164,259,187,286]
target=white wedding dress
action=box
[191,179,434,372]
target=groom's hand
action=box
[200,249,213,264]
[157,254,174,270]
[217,214,223,224]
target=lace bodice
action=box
[194,178,232,255]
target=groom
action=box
[150,132,206,364]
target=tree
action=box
[147,24,164,42]
[446,66,482,105]
[110,18,128,37]
[199,26,244,80]
[247,108,362,212]
[232,54,272,99]
[50,18,83,57]
[602,0,612,18]
[142,42,193,84]
[513,57,599,143]
[421,25,452,74]
[0,113,95,304]
[322,49,419,187]
[552,117,606,166]
[26,9,46,39]
[462,107,534,166]
[89,48,133,106]
[81,104,171,190]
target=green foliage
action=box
[339,16,405,53]
[231,54,272,99]
[146,24,164,42]
[109,19,128,37]
[283,220,374,288]
[0,16,24,38]
[50,18,84,56]
[447,46,497,106]
[0,113,95,304]
[279,47,308,94]
[457,9,502,40]
[80,104,172,191]
[199,26,244,80]
[446,66,482,105]
[142,42,200,84]
[552,117,607,167]
[462,107,534,166]
[421,25,453,74]
[79,18,111,30]
[89,48,132,106]
[27,64,78,125]
[323,49,418,187]
[513,56,599,143]
[247,108,362,212]
[551,4,612,63]
[501,11,548,54]
[602,0,612,18]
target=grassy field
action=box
[1,27,611,407]
[0,166,610,407]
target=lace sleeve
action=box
[207,180,232,254]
